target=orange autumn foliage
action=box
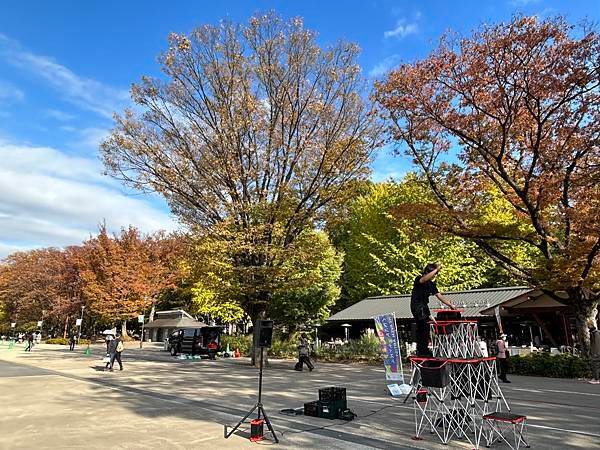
[375,15,600,353]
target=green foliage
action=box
[155,284,193,313]
[269,333,301,358]
[189,226,342,327]
[220,333,382,362]
[190,282,246,323]
[508,353,591,378]
[19,321,40,333]
[270,231,342,329]
[46,338,91,345]
[333,177,499,309]
[315,335,382,363]
[220,334,252,355]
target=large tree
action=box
[101,13,380,355]
[375,16,600,353]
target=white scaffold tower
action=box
[408,310,531,449]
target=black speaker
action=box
[258,320,273,348]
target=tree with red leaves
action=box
[375,16,600,354]
[78,225,186,337]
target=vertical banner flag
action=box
[138,315,145,323]
[76,318,82,326]
[494,306,503,333]
[374,313,404,381]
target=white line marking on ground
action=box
[528,423,600,438]
[511,387,600,397]
[544,388,600,397]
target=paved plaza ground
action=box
[0,342,599,450]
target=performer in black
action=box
[411,263,455,356]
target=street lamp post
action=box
[40,310,46,340]
[342,323,351,342]
[138,314,145,349]
[78,305,85,344]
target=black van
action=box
[167,326,221,358]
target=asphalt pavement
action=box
[0,342,598,450]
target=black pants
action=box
[297,355,314,370]
[69,341,75,351]
[110,352,123,370]
[415,318,431,356]
[25,342,33,351]
[498,358,508,380]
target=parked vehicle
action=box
[167,326,221,358]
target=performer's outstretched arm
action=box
[436,292,456,309]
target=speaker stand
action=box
[224,346,279,443]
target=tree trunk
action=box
[572,297,598,357]
[121,320,127,338]
[63,316,69,339]
[149,302,156,322]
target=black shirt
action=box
[410,275,439,316]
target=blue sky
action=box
[0,0,598,256]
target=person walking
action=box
[25,333,34,351]
[69,332,77,351]
[295,334,314,372]
[496,333,511,383]
[104,332,115,369]
[410,263,456,356]
[105,332,114,353]
[105,333,124,372]
[588,320,600,385]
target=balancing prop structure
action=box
[408,310,530,450]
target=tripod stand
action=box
[224,346,279,443]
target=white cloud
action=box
[0,79,24,103]
[44,109,75,122]
[0,141,179,258]
[73,127,110,150]
[369,54,402,78]
[384,19,418,39]
[0,33,129,119]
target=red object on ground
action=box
[483,412,527,424]
[234,348,241,358]
[250,419,264,442]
